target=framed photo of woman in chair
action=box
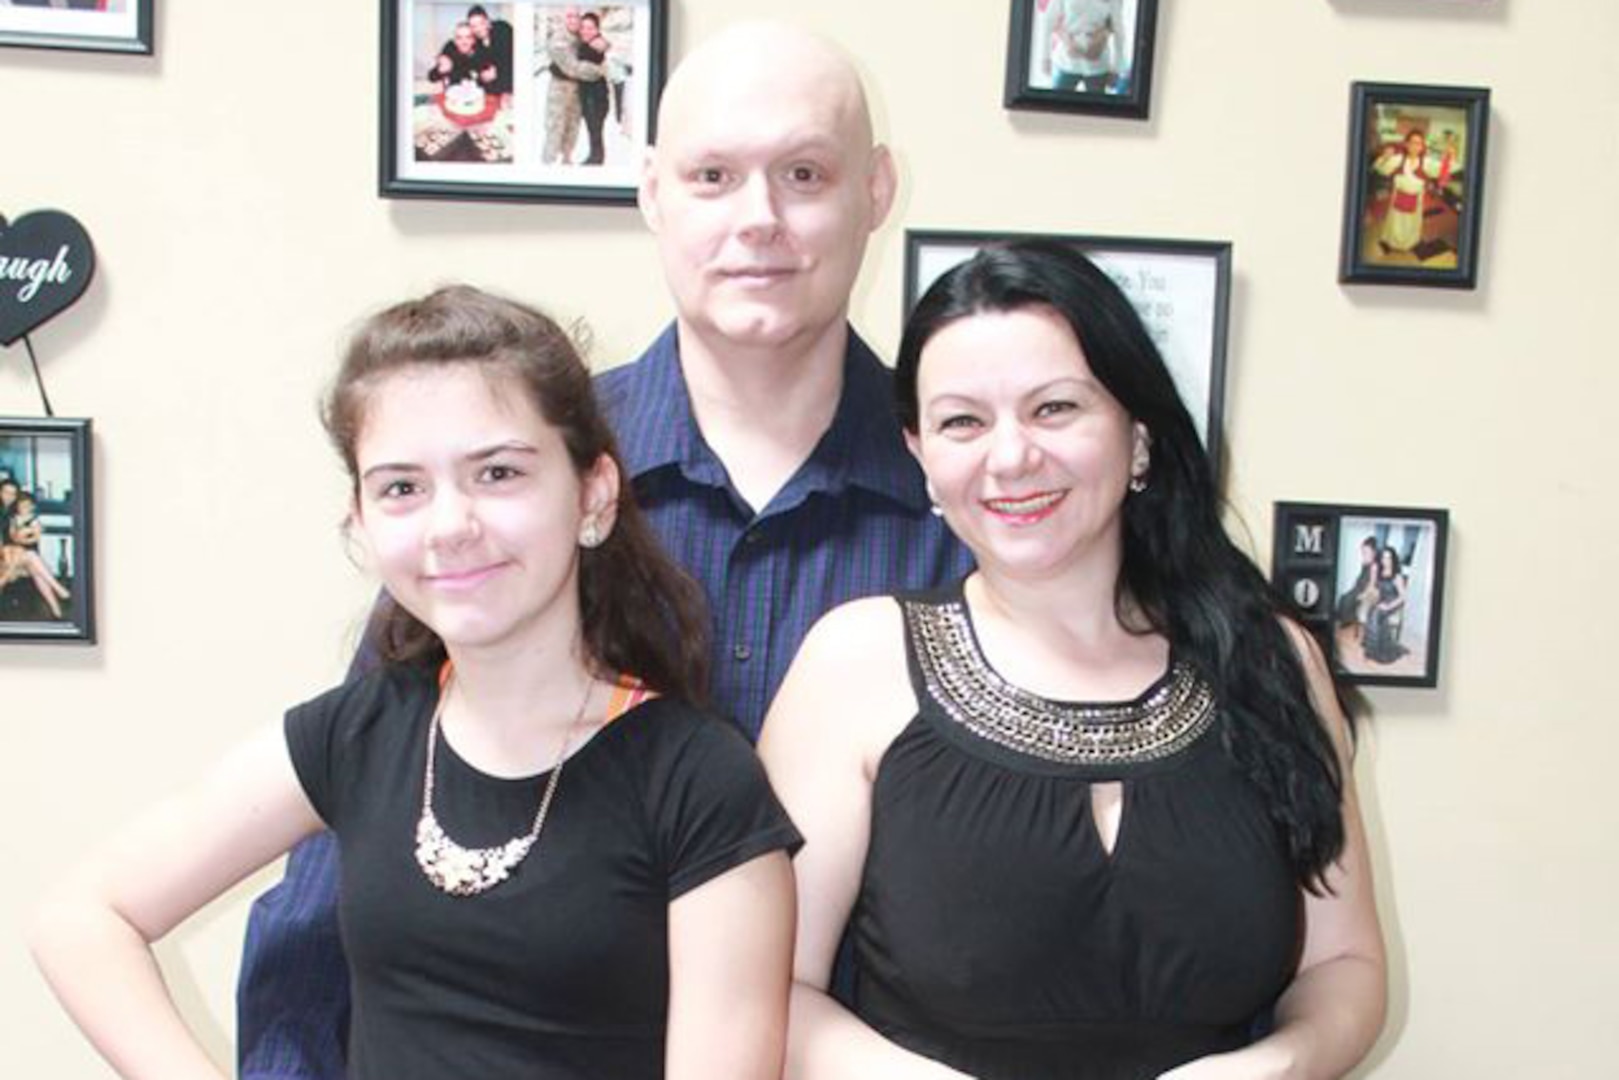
[1271,502,1449,689]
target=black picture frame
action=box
[1003,0,1159,119]
[1271,501,1449,689]
[1339,82,1490,289]
[0,0,153,55]
[380,0,668,204]
[0,417,94,645]
[904,229,1232,466]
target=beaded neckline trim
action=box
[905,598,1217,767]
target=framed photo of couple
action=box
[903,229,1232,466]
[1339,82,1490,289]
[0,0,152,55]
[1271,501,1450,689]
[380,0,668,204]
[0,417,94,645]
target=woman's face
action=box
[351,364,618,657]
[907,305,1147,585]
[1379,549,1396,577]
[0,483,16,510]
[1405,132,1426,158]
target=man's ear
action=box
[637,150,662,233]
[867,144,898,232]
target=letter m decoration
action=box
[1292,523,1326,556]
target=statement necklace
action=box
[414,673,594,897]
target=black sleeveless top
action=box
[849,583,1301,1080]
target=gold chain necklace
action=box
[413,673,594,897]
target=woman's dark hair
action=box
[324,285,711,704]
[896,239,1349,889]
[1379,546,1402,579]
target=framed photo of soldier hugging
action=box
[1339,82,1490,289]
[1271,502,1449,688]
[380,0,668,204]
[0,417,94,645]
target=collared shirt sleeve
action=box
[237,831,349,1080]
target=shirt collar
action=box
[610,322,929,513]
[797,329,930,513]
[610,323,699,481]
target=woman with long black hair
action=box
[762,240,1385,1080]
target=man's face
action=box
[563,7,580,34]
[453,25,475,54]
[640,61,893,353]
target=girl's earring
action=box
[579,519,603,548]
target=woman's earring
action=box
[579,519,602,548]
[1128,475,1148,494]
[925,480,944,518]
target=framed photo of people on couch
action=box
[0,417,94,645]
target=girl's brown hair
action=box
[324,285,711,703]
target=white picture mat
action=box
[912,241,1223,447]
[394,0,653,189]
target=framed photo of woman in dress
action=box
[1271,501,1449,688]
[0,0,152,55]
[380,0,668,204]
[0,417,93,644]
[1003,0,1159,119]
[1339,82,1490,289]
[904,229,1231,466]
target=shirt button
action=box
[732,643,753,662]
[743,529,763,546]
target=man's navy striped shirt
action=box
[597,322,974,739]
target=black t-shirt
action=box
[285,665,801,1080]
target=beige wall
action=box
[4,0,1615,1075]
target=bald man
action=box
[236,25,969,1080]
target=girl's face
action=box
[0,483,16,510]
[907,305,1147,585]
[1379,549,1396,577]
[1405,132,1426,158]
[351,364,618,658]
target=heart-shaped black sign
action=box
[0,210,96,347]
